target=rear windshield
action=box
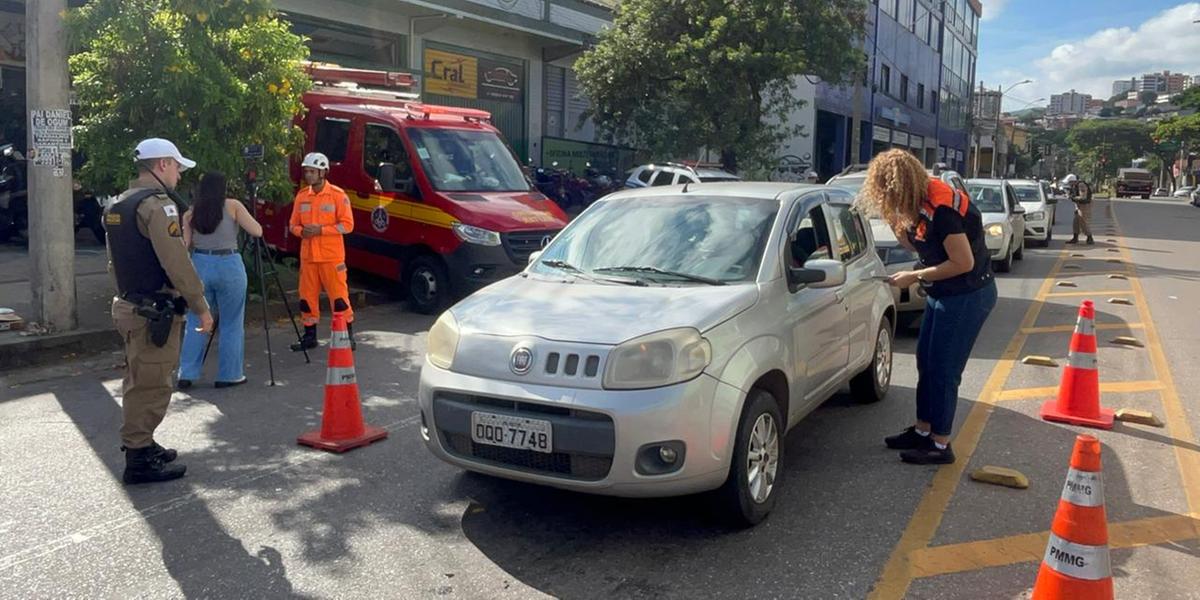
[1011,184,1042,202]
[1119,170,1153,181]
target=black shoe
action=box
[122,442,177,463]
[122,445,186,485]
[1065,237,1079,245]
[215,377,248,389]
[347,322,357,351]
[176,379,193,390]
[885,426,930,450]
[291,325,318,352]
[900,441,956,465]
[1086,237,1095,245]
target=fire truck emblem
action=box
[371,206,389,232]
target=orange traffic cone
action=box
[1031,434,1113,599]
[297,314,388,452]
[1040,300,1114,429]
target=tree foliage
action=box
[575,0,867,172]
[1138,90,1159,107]
[1066,119,1152,181]
[68,0,311,199]
[1171,86,1200,111]
[1154,114,1200,147]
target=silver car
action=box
[419,183,897,525]
[966,179,1027,273]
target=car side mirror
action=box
[1013,204,1026,215]
[787,258,846,292]
[528,250,542,265]
[378,163,415,196]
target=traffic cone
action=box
[1031,434,1113,599]
[297,314,388,452]
[1040,300,1114,429]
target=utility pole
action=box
[26,0,77,331]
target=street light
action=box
[992,79,1033,177]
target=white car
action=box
[419,182,896,525]
[625,163,741,188]
[966,179,1026,272]
[1009,179,1054,246]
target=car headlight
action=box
[452,222,502,246]
[1026,211,1045,222]
[603,328,712,390]
[985,223,1004,237]
[426,312,460,370]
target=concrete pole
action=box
[26,0,77,331]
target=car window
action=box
[826,203,867,262]
[1004,186,1018,212]
[362,124,411,181]
[789,206,833,269]
[650,170,675,186]
[637,169,653,184]
[314,117,350,163]
[1011,184,1041,203]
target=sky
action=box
[975,1,1200,111]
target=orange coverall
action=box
[289,182,354,326]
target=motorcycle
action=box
[0,144,107,244]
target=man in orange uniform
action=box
[289,152,356,351]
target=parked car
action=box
[1172,186,1195,198]
[1009,178,1054,246]
[625,162,741,188]
[1191,187,1200,207]
[1153,187,1170,197]
[1114,168,1153,199]
[966,179,1026,273]
[419,182,896,526]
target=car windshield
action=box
[531,195,779,284]
[966,183,1007,213]
[406,128,530,192]
[1011,184,1042,203]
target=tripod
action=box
[201,164,309,385]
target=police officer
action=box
[106,138,213,485]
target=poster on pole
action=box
[29,108,73,172]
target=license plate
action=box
[470,411,553,454]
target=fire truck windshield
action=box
[407,128,530,193]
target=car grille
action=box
[544,351,602,378]
[502,230,558,263]
[434,393,614,481]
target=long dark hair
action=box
[191,172,227,235]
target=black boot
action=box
[123,445,186,485]
[121,442,177,463]
[291,325,318,352]
[1066,236,1079,244]
[347,322,357,351]
[1086,236,1095,245]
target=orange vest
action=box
[289,183,354,263]
[914,178,970,242]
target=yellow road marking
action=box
[994,380,1165,402]
[908,515,1200,578]
[1045,289,1133,298]
[1053,270,1134,277]
[1020,323,1145,334]
[866,248,1069,600]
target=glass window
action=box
[362,124,411,180]
[898,0,914,29]
[790,207,833,268]
[637,169,653,184]
[881,0,897,18]
[650,170,675,186]
[918,83,926,109]
[931,17,941,49]
[532,195,781,284]
[827,204,866,261]
[406,127,531,192]
[901,74,909,102]
[314,118,350,163]
[966,182,1007,213]
[881,65,891,95]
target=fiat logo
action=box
[510,347,534,375]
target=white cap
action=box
[134,138,196,171]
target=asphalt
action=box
[0,196,1197,598]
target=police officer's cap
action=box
[134,138,196,171]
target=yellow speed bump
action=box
[1108,298,1134,305]
[1063,264,1082,270]
[1107,274,1128,280]
[1021,355,1059,367]
[1115,408,1164,428]
[1107,248,1120,253]
[970,466,1030,489]
[1106,259,1123,264]
[1112,336,1145,347]
[1070,253,1086,258]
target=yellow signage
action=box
[425,49,477,99]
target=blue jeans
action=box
[915,279,997,436]
[179,252,248,383]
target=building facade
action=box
[1048,90,1091,116]
[1112,78,1136,98]
[810,0,980,180]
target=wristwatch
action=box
[916,273,930,286]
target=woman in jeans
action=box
[858,150,997,465]
[177,172,263,389]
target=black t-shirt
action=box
[907,202,994,298]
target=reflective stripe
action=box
[326,366,357,386]
[919,207,934,220]
[320,204,335,213]
[299,204,312,213]
[1068,350,1097,370]
[330,330,352,349]
[335,224,349,234]
[1042,532,1111,580]
[1075,316,1095,337]
[952,190,963,212]
[1061,467,1105,507]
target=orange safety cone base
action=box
[298,425,388,453]
[1040,401,1114,429]
[1031,563,1114,600]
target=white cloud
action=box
[1003,3,1200,108]
[981,0,1010,22]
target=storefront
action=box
[421,42,529,162]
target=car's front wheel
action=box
[1014,234,1024,260]
[717,389,783,527]
[995,242,1013,273]
[851,317,893,403]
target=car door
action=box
[783,194,850,406]
[1004,183,1025,240]
[824,198,878,371]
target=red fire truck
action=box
[258,65,568,313]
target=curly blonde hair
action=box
[855,149,929,232]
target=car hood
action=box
[442,191,568,231]
[450,275,761,345]
[980,212,1009,226]
[1019,201,1046,213]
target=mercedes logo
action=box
[540,235,553,248]
[510,347,534,375]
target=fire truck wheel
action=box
[404,255,449,315]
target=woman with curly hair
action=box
[857,149,996,465]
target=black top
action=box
[907,202,994,298]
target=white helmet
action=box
[1062,173,1078,184]
[301,152,330,171]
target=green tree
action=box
[1155,114,1200,147]
[1171,86,1200,111]
[575,0,867,172]
[1066,119,1152,182]
[1138,90,1158,107]
[68,0,311,199]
